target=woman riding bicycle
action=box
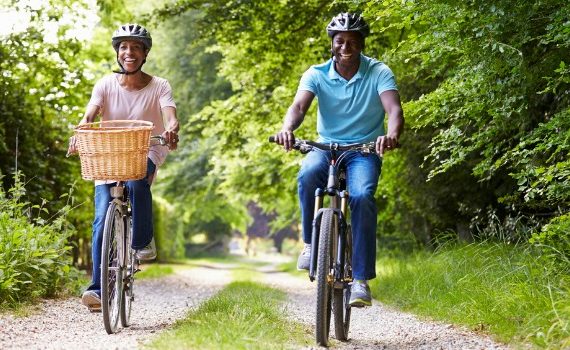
[67,23,180,311]
[273,12,404,307]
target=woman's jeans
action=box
[86,159,156,294]
[298,150,381,281]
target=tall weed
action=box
[0,174,80,307]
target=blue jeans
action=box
[86,159,156,294]
[298,150,381,281]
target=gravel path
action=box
[0,265,232,350]
[0,256,512,350]
[258,259,511,350]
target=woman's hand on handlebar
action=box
[272,130,296,151]
[161,130,179,150]
[66,136,78,157]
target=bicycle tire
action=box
[101,202,124,334]
[333,225,352,340]
[316,209,335,346]
[120,214,134,327]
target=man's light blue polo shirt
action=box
[298,54,398,144]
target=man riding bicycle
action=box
[68,24,180,311]
[273,13,404,307]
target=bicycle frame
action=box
[308,149,350,284]
[108,182,133,269]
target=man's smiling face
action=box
[331,31,363,68]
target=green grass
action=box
[182,253,273,281]
[137,264,175,280]
[148,281,311,350]
[373,242,570,349]
[276,259,305,277]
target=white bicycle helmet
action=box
[112,23,152,52]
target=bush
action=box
[153,196,186,261]
[529,213,570,272]
[0,175,80,307]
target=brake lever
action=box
[294,141,313,154]
[359,142,377,154]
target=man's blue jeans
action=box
[86,159,156,294]
[298,150,381,281]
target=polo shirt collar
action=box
[328,54,366,83]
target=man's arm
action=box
[377,90,404,155]
[274,90,315,150]
[161,106,180,150]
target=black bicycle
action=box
[270,137,376,346]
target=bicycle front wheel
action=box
[333,225,352,341]
[101,202,124,334]
[120,214,134,327]
[316,209,335,346]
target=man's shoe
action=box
[81,290,101,312]
[349,280,372,307]
[297,244,311,270]
[136,238,157,261]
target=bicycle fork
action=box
[308,189,349,283]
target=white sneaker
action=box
[81,290,101,312]
[136,237,156,261]
[297,244,311,270]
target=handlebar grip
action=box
[268,136,276,143]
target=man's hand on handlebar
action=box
[376,135,400,156]
[272,130,296,151]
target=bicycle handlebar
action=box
[268,136,377,154]
[67,134,170,158]
[150,135,168,146]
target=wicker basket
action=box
[74,120,154,181]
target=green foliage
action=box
[153,197,186,262]
[498,111,570,207]
[0,0,101,257]
[365,0,570,241]
[142,0,570,247]
[145,0,351,237]
[0,175,80,307]
[155,137,249,244]
[374,243,570,348]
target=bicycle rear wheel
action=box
[316,209,335,346]
[333,225,352,341]
[120,214,134,327]
[101,202,124,334]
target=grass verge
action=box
[148,280,311,350]
[373,242,569,349]
[137,264,175,280]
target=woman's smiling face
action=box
[118,40,148,72]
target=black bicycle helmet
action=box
[112,23,152,52]
[326,13,370,39]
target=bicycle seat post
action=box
[110,182,125,199]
